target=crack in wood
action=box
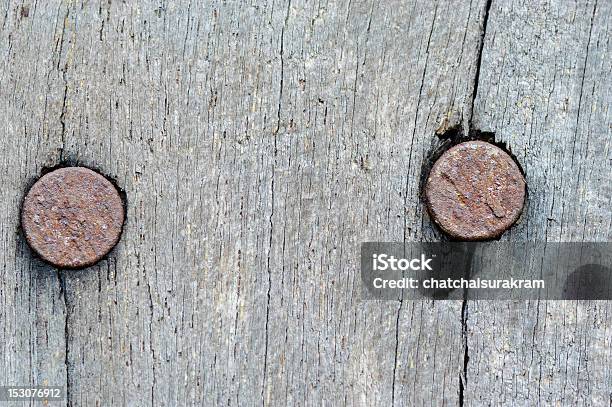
[459,0,493,401]
[57,270,72,407]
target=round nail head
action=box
[425,141,525,240]
[22,167,125,268]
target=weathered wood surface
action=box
[0,0,609,406]
[468,1,611,405]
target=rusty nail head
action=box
[424,140,526,240]
[22,167,125,268]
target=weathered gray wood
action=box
[53,1,490,405]
[0,0,69,399]
[6,0,488,405]
[0,0,610,406]
[467,0,612,405]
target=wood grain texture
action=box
[467,0,611,405]
[0,0,609,406]
[0,0,69,398]
[52,1,488,405]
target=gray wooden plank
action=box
[0,0,69,400]
[5,0,609,406]
[46,0,487,405]
[467,0,612,405]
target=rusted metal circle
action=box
[424,140,526,240]
[22,167,125,268]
